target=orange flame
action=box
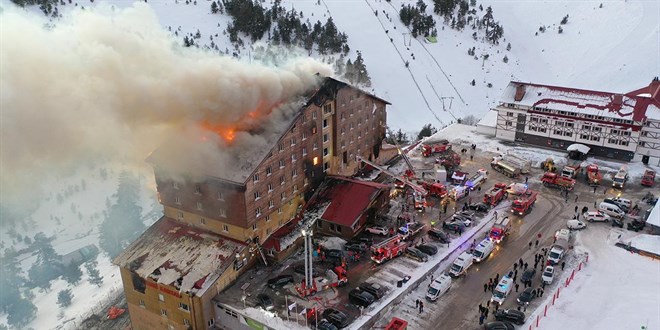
[199,121,237,143]
[197,100,283,143]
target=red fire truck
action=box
[488,217,511,244]
[641,169,656,187]
[418,181,448,198]
[296,266,348,297]
[422,140,452,157]
[585,164,602,186]
[371,235,408,265]
[511,190,538,216]
[483,183,508,206]
[541,172,576,191]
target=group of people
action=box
[414,299,424,313]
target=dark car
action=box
[428,229,450,243]
[348,288,375,307]
[292,263,319,277]
[314,319,338,330]
[405,247,429,262]
[322,308,349,329]
[344,242,367,253]
[350,236,374,246]
[267,274,294,289]
[611,217,624,228]
[324,249,344,260]
[484,321,515,330]
[516,287,535,305]
[359,282,386,299]
[256,293,274,310]
[468,202,490,213]
[417,244,438,256]
[628,220,646,232]
[442,221,465,232]
[494,309,525,325]
[521,269,536,283]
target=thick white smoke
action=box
[0,3,333,209]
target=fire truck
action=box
[585,164,602,186]
[511,190,538,216]
[488,217,511,244]
[398,222,426,241]
[483,183,508,206]
[465,169,488,190]
[541,172,576,191]
[561,160,582,179]
[490,157,521,178]
[449,185,470,201]
[418,181,448,198]
[451,171,468,185]
[296,266,348,297]
[437,153,462,172]
[371,235,408,264]
[421,140,452,157]
[641,169,656,187]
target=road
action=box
[375,148,654,329]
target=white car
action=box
[555,228,570,241]
[567,219,587,230]
[583,211,611,222]
[542,266,555,284]
[365,226,389,236]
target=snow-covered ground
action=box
[526,229,660,330]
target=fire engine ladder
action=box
[256,243,268,266]
[356,156,428,196]
[393,141,416,176]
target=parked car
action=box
[604,197,631,212]
[484,321,515,330]
[358,282,386,299]
[256,293,274,310]
[555,228,570,241]
[405,247,429,262]
[494,309,526,325]
[428,229,450,243]
[567,219,587,230]
[516,287,535,305]
[541,266,555,284]
[583,211,611,222]
[322,309,349,329]
[521,269,536,283]
[417,244,438,256]
[452,214,473,227]
[468,202,490,212]
[314,319,338,330]
[350,236,374,246]
[611,217,624,228]
[443,221,466,232]
[344,242,367,252]
[628,220,646,232]
[348,288,375,307]
[324,249,344,260]
[365,226,389,236]
[267,274,294,289]
[293,263,319,277]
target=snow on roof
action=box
[113,217,246,296]
[477,110,498,127]
[567,143,591,154]
[500,81,659,122]
[646,200,660,228]
[319,176,389,227]
[629,234,660,256]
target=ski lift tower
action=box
[439,97,454,112]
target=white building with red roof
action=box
[493,78,660,164]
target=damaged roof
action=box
[113,217,246,296]
[319,176,389,227]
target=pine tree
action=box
[57,289,73,308]
[470,79,476,86]
[558,26,563,34]
[85,260,104,287]
[503,55,508,63]
[561,14,569,25]
[417,124,437,140]
[28,232,63,290]
[61,261,83,285]
[211,1,218,13]
[353,51,371,87]
[506,42,511,51]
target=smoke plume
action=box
[0,3,333,209]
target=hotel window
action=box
[291,138,296,146]
[291,154,297,162]
[304,178,309,186]
[254,191,261,200]
[172,182,179,189]
[252,223,258,230]
[323,148,329,156]
[200,218,206,225]
[302,132,307,140]
[281,192,286,200]
[323,134,329,143]
[266,166,272,176]
[278,207,283,214]
[292,169,298,177]
[279,160,285,168]
[580,133,590,140]
[312,111,317,119]
[293,184,299,192]
[268,183,273,192]
[341,113,345,121]
[324,104,332,114]
[194,185,201,194]
[280,176,285,185]
[313,142,318,150]
[312,126,317,134]
[302,147,307,156]
[255,208,262,218]
[223,224,229,232]
[269,200,274,209]
[323,118,329,128]
[341,127,345,135]
[324,162,330,172]
[158,294,165,302]
[175,196,181,205]
[196,202,203,210]
[253,174,259,182]
[218,192,224,201]
[179,303,190,312]
[219,208,227,218]
[177,212,184,220]
[506,121,513,127]
[266,215,271,222]
[184,319,190,326]
[139,300,145,308]
[160,309,167,317]
[278,143,284,152]
[507,112,514,117]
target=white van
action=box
[472,238,495,263]
[490,276,513,305]
[554,228,570,242]
[598,202,625,219]
[426,274,452,301]
[448,252,473,277]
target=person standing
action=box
[575,195,578,203]
[479,314,485,325]
[528,241,533,249]
[561,261,566,270]
[525,176,529,184]
[416,299,419,309]
[419,301,424,313]
[593,186,597,193]
[535,239,539,247]
[574,205,579,213]
[515,283,519,292]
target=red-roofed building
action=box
[314,176,391,239]
[493,78,660,163]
